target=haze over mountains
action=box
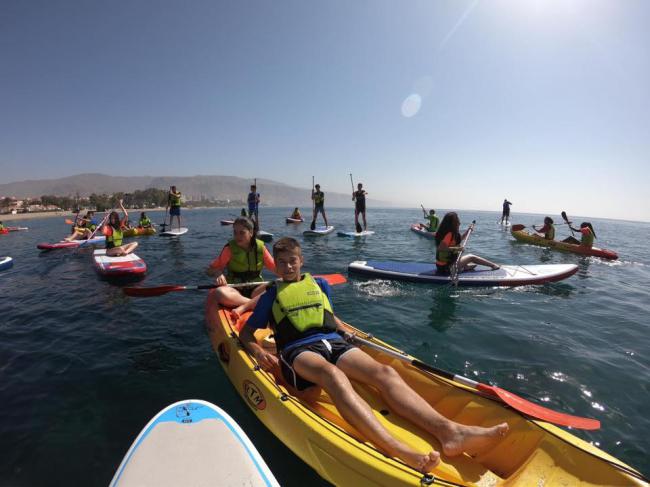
[0,173,391,207]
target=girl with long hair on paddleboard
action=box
[435,212,500,275]
[104,200,138,256]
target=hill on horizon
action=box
[0,173,392,207]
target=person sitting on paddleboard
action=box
[435,212,500,274]
[417,208,439,233]
[310,184,329,228]
[138,212,153,229]
[206,216,277,315]
[65,211,98,241]
[168,186,182,230]
[563,222,596,248]
[352,183,368,230]
[533,217,555,240]
[500,199,512,224]
[240,208,247,217]
[104,201,138,256]
[290,207,302,220]
[239,237,508,474]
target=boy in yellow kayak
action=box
[240,237,508,473]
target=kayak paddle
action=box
[450,220,476,286]
[123,273,348,297]
[350,333,601,430]
[561,211,575,236]
[350,173,362,233]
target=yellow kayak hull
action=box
[205,290,647,486]
[123,227,156,237]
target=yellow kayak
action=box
[205,290,648,486]
[123,227,156,237]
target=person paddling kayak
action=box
[500,199,513,225]
[532,217,555,240]
[352,183,368,230]
[563,222,597,248]
[416,208,439,233]
[206,217,276,314]
[138,212,153,229]
[310,184,329,228]
[239,237,509,474]
[65,211,98,241]
[435,212,499,274]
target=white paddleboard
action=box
[160,227,189,236]
[110,399,279,487]
[93,249,147,278]
[0,256,13,272]
[348,260,579,287]
[303,225,335,236]
[337,230,375,238]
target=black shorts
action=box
[280,337,356,391]
[314,204,325,215]
[355,203,366,213]
[169,206,181,216]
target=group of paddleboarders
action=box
[205,222,508,473]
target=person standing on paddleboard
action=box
[239,236,508,474]
[247,185,260,229]
[310,184,329,228]
[500,199,512,225]
[168,186,182,230]
[435,212,500,274]
[352,183,368,231]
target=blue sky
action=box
[1,0,648,221]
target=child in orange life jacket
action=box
[533,217,556,240]
[239,237,508,474]
[206,216,276,314]
[563,222,596,247]
[103,200,138,256]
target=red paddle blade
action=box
[511,224,525,231]
[65,219,74,225]
[477,384,601,430]
[123,285,185,297]
[316,274,347,286]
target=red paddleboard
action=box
[93,249,147,278]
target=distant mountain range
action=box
[0,173,390,207]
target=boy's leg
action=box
[362,210,367,230]
[232,285,266,317]
[322,209,329,226]
[292,351,439,472]
[337,348,508,457]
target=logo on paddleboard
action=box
[243,380,266,410]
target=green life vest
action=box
[170,192,181,207]
[106,227,123,249]
[271,273,336,350]
[227,239,264,283]
[314,191,324,205]
[546,226,555,240]
[139,217,152,227]
[581,228,594,247]
[426,215,439,233]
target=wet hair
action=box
[357,183,363,188]
[108,211,121,228]
[544,216,554,225]
[581,222,596,238]
[171,186,176,191]
[429,209,435,215]
[294,207,299,211]
[250,185,256,190]
[273,237,302,258]
[233,216,255,233]
[315,184,320,188]
[140,212,146,217]
[435,212,461,246]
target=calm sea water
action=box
[1,207,649,485]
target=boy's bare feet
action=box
[439,422,508,457]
